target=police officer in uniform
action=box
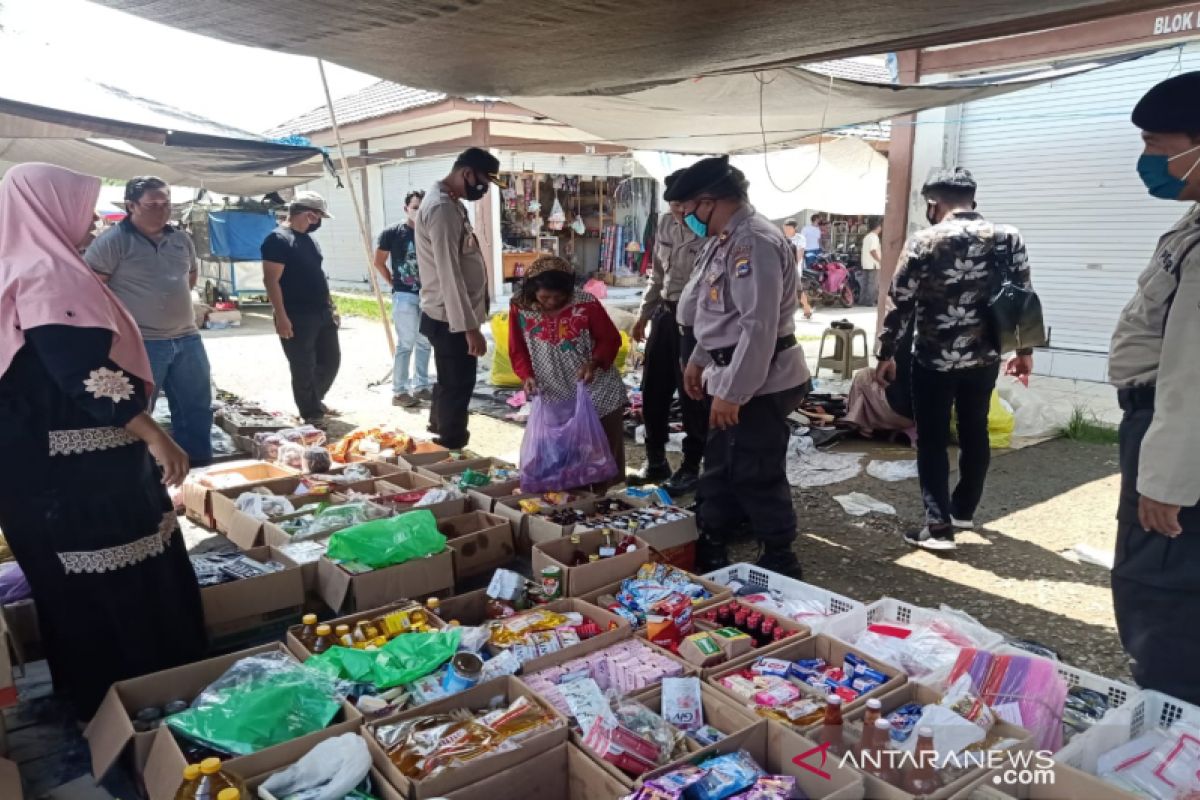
[1110,72,1200,706]
[668,157,811,577]
[629,169,708,494]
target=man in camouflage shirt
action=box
[876,168,1034,551]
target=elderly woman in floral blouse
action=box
[0,163,204,720]
[509,256,627,488]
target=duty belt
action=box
[706,334,798,367]
[1117,385,1156,412]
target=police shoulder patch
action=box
[732,244,753,277]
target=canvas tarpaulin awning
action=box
[94,0,1167,97]
[511,51,1152,154]
[0,58,325,195]
[635,138,886,218]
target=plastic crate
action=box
[997,644,1135,719]
[1056,690,1200,776]
[702,562,865,633]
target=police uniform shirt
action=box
[1109,203,1200,507]
[687,205,811,404]
[415,181,489,333]
[637,214,703,321]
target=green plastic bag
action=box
[457,469,491,489]
[325,509,446,569]
[166,652,344,756]
[306,628,461,689]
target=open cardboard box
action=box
[366,440,453,468]
[199,546,306,638]
[641,719,866,799]
[442,743,632,800]
[510,598,633,675]
[327,460,409,481]
[85,643,359,797]
[0,758,21,800]
[464,480,526,513]
[961,763,1138,800]
[216,410,294,437]
[841,683,1034,800]
[707,634,906,720]
[532,529,651,597]
[364,676,568,799]
[437,511,516,580]
[317,548,455,614]
[432,587,488,626]
[285,599,439,660]
[491,492,595,552]
[183,460,299,527]
[244,762,404,800]
[416,457,514,484]
[691,600,812,676]
[372,475,470,519]
[224,480,382,550]
[578,568,733,632]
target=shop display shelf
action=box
[1055,689,1200,776]
[702,562,865,634]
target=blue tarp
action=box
[208,211,277,260]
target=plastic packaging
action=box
[325,510,447,569]
[235,491,295,521]
[661,677,704,731]
[520,384,618,492]
[303,447,333,474]
[283,500,393,541]
[258,732,372,800]
[0,562,32,604]
[307,629,460,689]
[690,750,766,800]
[166,652,347,756]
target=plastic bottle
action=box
[298,614,318,649]
[175,764,201,800]
[569,533,588,566]
[818,695,845,755]
[599,528,617,558]
[426,597,441,616]
[216,791,240,800]
[903,726,942,795]
[335,624,354,647]
[312,624,334,654]
[194,758,239,800]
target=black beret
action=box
[664,156,735,202]
[1133,72,1200,134]
[922,167,977,195]
[664,168,687,192]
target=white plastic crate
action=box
[702,562,865,634]
[1056,690,1200,776]
[996,644,1135,719]
[822,595,1005,651]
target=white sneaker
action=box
[951,517,975,530]
[903,527,957,551]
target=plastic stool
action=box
[816,326,870,379]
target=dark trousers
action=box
[697,384,808,546]
[279,308,340,421]
[1111,404,1200,705]
[859,270,879,307]
[642,306,708,465]
[420,313,477,449]
[911,362,999,526]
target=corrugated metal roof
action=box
[805,56,892,84]
[267,81,446,136]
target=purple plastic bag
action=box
[519,382,618,493]
[0,562,32,604]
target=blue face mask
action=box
[684,204,710,238]
[1137,144,1200,200]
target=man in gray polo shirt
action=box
[86,176,213,465]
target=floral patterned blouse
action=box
[508,291,627,417]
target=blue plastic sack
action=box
[520,382,618,492]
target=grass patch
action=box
[1060,407,1119,445]
[333,292,391,322]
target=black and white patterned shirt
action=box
[878,211,1032,371]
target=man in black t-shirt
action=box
[261,191,341,425]
[373,190,431,408]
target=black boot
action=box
[662,462,701,497]
[628,451,671,486]
[695,533,730,574]
[755,540,803,579]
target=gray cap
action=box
[290,190,333,219]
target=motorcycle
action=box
[801,252,859,308]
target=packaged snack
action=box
[691,750,765,800]
[661,677,704,731]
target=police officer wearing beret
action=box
[669,156,811,577]
[1109,71,1200,705]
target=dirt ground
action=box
[205,310,1129,682]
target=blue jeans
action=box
[392,292,431,394]
[145,334,214,465]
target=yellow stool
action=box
[816,326,870,379]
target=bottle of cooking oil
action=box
[193,758,241,800]
[174,764,201,799]
[312,624,334,654]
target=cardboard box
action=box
[640,720,865,800]
[0,757,23,800]
[707,634,905,717]
[464,480,525,512]
[243,762,404,800]
[631,680,760,747]
[532,530,651,597]
[443,743,632,800]
[514,598,633,675]
[970,763,1137,800]
[692,600,812,673]
[433,587,488,626]
[328,460,409,481]
[317,549,455,613]
[285,599,438,660]
[491,493,596,552]
[385,441,454,468]
[373,475,470,519]
[578,569,733,631]
[437,511,516,580]
[85,642,359,796]
[183,461,299,527]
[842,683,1034,800]
[2,598,40,665]
[223,480,383,549]
[365,676,568,799]
[199,546,306,637]
[416,457,514,483]
[216,411,292,437]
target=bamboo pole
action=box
[316,58,395,356]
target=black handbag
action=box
[988,232,1047,354]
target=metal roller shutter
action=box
[380,157,457,227]
[955,44,1200,379]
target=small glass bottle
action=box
[818,695,845,756]
[297,614,318,649]
[569,533,588,566]
[903,726,942,795]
